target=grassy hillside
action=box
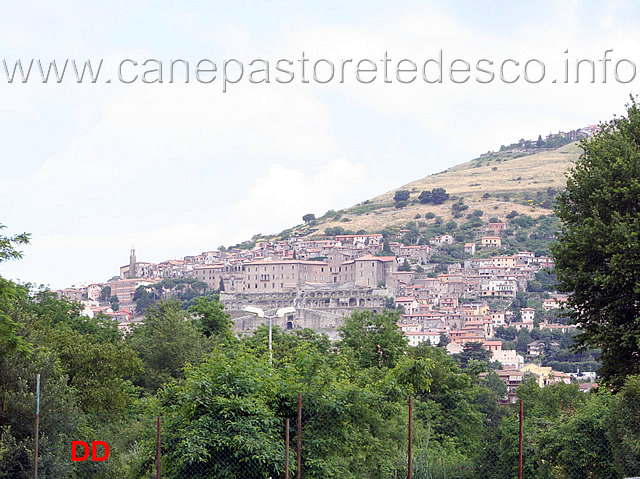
[297,142,581,236]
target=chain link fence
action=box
[3,379,640,478]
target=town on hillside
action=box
[56,216,585,400]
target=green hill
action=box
[294,142,581,237]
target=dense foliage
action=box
[552,99,640,389]
[1,274,637,478]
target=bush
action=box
[394,190,410,203]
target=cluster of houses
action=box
[394,295,579,402]
[53,221,594,394]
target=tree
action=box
[481,371,508,401]
[0,224,31,358]
[338,310,407,368]
[418,190,432,204]
[110,294,120,311]
[398,258,411,271]
[456,342,491,371]
[381,239,392,255]
[431,187,450,204]
[393,190,410,203]
[133,285,155,313]
[99,284,111,302]
[128,299,208,392]
[188,295,233,339]
[551,99,640,388]
[0,224,30,263]
[302,213,316,223]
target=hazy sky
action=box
[1,0,639,288]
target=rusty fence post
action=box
[34,374,40,479]
[519,399,523,479]
[285,418,290,479]
[297,393,302,479]
[157,416,162,479]
[408,396,413,479]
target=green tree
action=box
[481,371,508,401]
[110,294,120,311]
[456,342,491,371]
[393,190,410,203]
[133,285,155,313]
[338,310,407,369]
[302,213,316,223]
[608,375,640,476]
[552,99,640,388]
[158,349,285,479]
[398,258,411,271]
[418,190,432,204]
[99,284,111,302]
[188,295,233,339]
[0,224,31,358]
[128,299,208,392]
[382,239,392,255]
[431,187,450,204]
[34,326,142,413]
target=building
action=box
[521,307,536,323]
[108,278,159,304]
[464,243,476,256]
[481,236,502,248]
[353,255,396,288]
[405,331,442,347]
[487,222,507,234]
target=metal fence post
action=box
[297,393,302,479]
[34,373,40,479]
[157,416,161,479]
[285,418,290,479]
[408,396,413,479]
[519,399,523,479]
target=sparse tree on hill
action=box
[418,190,432,204]
[431,187,450,205]
[302,213,316,223]
[393,190,410,203]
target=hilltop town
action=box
[52,129,604,399]
[56,217,582,396]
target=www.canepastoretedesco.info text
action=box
[2,50,636,92]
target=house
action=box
[481,236,502,248]
[527,340,545,357]
[484,340,502,352]
[395,296,419,314]
[490,311,506,326]
[464,243,476,256]
[543,296,568,311]
[487,222,507,234]
[405,331,443,347]
[353,255,396,288]
[521,307,535,323]
[430,234,455,245]
[491,255,516,268]
[521,364,572,387]
[481,280,517,298]
[492,349,524,370]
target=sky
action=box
[1,0,639,288]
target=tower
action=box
[129,247,136,278]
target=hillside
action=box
[291,142,581,237]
